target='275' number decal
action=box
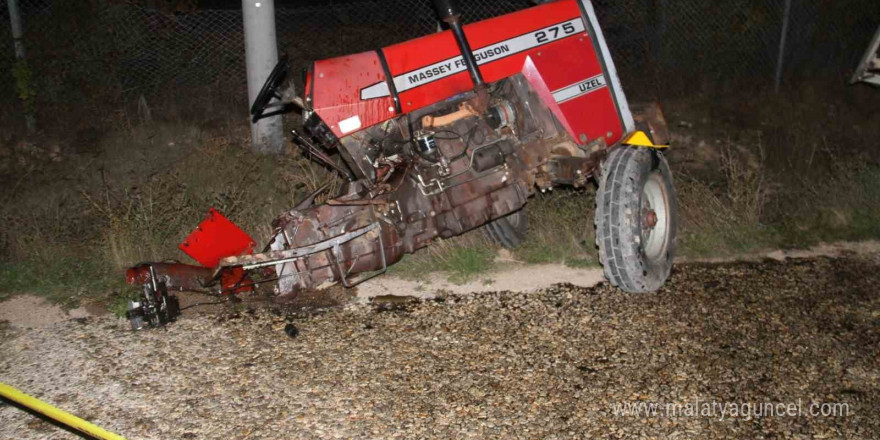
[535,22,578,43]
[359,18,586,100]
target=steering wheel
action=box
[250,55,291,122]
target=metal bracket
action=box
[217,222,387,288]
[329,224,387,287]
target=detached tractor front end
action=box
[125,0,677,329]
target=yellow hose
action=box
[0,382,127,440]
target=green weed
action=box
[389,231,497,284]
[440,246,495,284]
[514,189,597,265]
[0,255,124,308]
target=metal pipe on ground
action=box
[0,382,127,440]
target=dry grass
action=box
[515,189,598,267]
[675,138,778,257]
[0,120,337,305]
[2,82,879,305]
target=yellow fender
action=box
[623,130,669,149]
[0,382,127,440]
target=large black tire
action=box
[595,146,677,293]
[484,209,529,249]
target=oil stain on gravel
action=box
[0,256,878,439]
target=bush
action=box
[0,122,336,306]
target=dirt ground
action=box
[0,296,90,328]
[1,251,878,439]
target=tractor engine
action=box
[243,76,581,295]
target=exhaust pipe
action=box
[433,0,485,89]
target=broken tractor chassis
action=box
[124,0,678,329]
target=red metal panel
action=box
[522,36,624,145]
[312,51,396,138]
[310,0,587,137]
[178,208,255,268]
[383,0,582,113]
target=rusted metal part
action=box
[293,184,329,210]
[220,267,254,294]
[265,170,525,295]
[325,199,389,206]
[549,140,586,158]
[631,102,670,146]
[263,202,403,295]
[255,120,533,296]
[220,222,382,270]
[126,263,214,292]
[125,262,255,295]
[548,156,594,187]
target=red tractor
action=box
[125,0,677,328]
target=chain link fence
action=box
[1,0,878,126]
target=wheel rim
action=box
[641,172,670,262]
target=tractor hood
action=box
[306,0,621,140]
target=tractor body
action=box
[125,0,676,328]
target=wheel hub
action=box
[640,173,670,262]
[643,209,658,229]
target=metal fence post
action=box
[243,0,284,154]
[7,0,35,132]
[774,0,792,92]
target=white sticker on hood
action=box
[338,115,362,134]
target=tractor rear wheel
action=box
[484,209,528,249]
[595,146,677,293]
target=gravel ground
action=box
[1,255,878,439]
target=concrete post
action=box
[7,0,35,132]
[774,0,792,93]
[243,0,284,154]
